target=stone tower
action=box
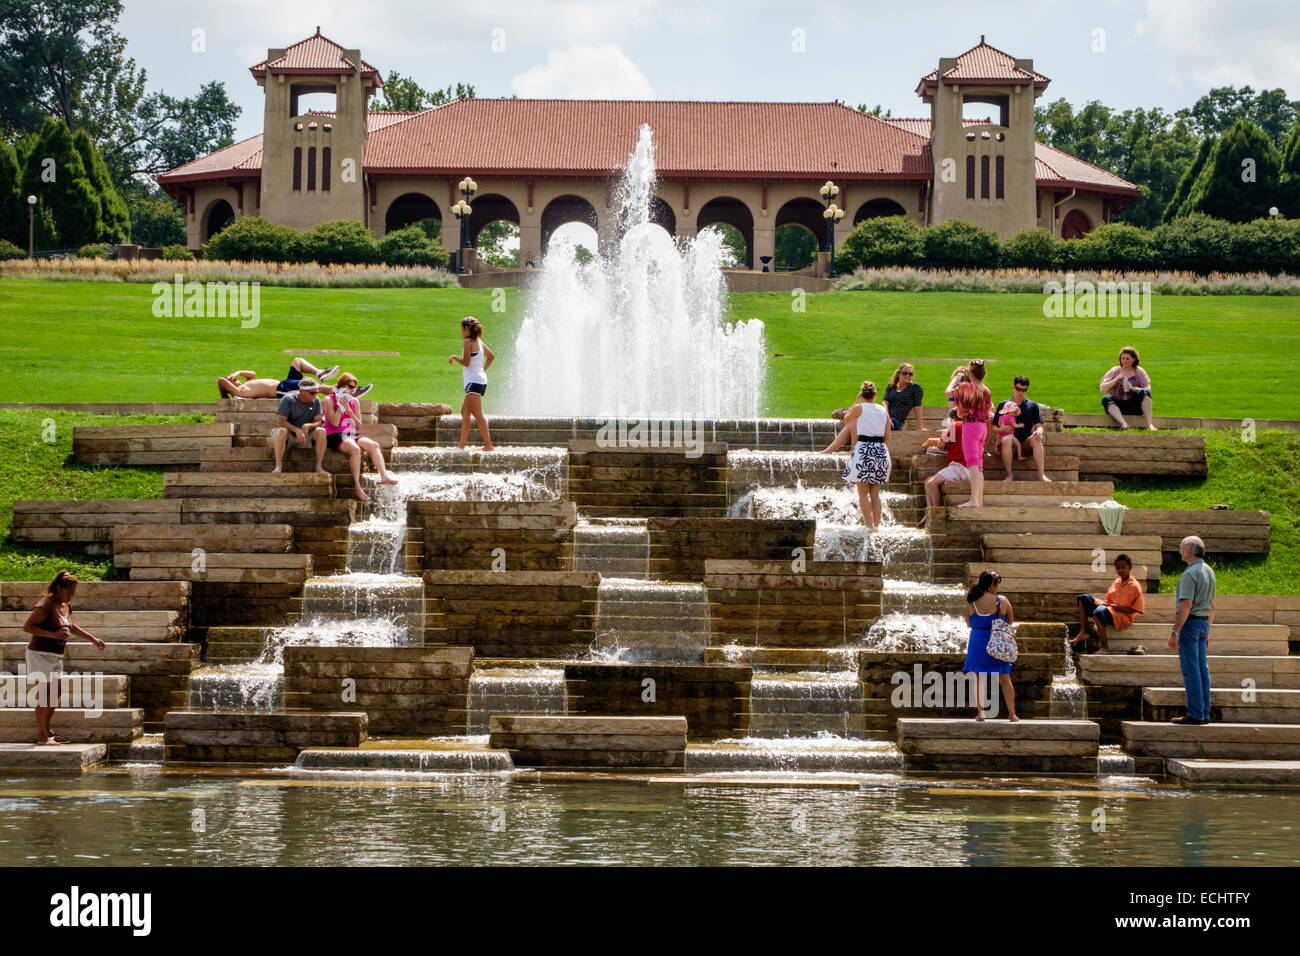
[918,37,1048,239]
[250,27,380,229]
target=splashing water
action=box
[512,124,765,418]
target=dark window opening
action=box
[980,156,990,199]
[995,156,1005,200]
[322,148,331,192]
[293,147,302,191]
[307,147,317,192]
[966,156,975,199]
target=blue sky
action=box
[121,0,1300,143]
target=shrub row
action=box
[835,214,1300,275]
[202,217,450,268]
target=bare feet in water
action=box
[354,485,371,503]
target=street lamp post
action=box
[819,180,845,277]
[26,194,37,258]
[455,177,477,273]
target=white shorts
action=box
[936,462,971,482]
[25,649,65,679]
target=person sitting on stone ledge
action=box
[271,381,328,475]
[1070,553,1145,654]
[883,363,924,431]
[322,372,398,502]
[916,410,966,530]
[999,375,1051,483]
[1099,346,1155,430]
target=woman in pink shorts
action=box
[950,359,993,508]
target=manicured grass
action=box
[1,280,1297,592]
[1104,428,1300,595]
[0,409,208,581]
[2,280,1298,421]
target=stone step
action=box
[1165,758,1300,787]
[0,673,129,707]
[0,610,184,643]
[897,717,1100,774]
[296,744,513,773]
[685,740,902,772]
[1105,623,1290,656]
[704,647,860,670]
[0,708,142,743]
[163,710,369,763]
[1080,654,1300,689]
[0,742,107,771]
[1121,720,1300,760]
[1141,686,1300,724]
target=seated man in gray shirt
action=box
[271,379,327,474]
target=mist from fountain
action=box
[512,124,765,419]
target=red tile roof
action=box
[360,99,931,179]
[879,118,1137,195]
[159,102,1135,197]
[250,28,380,82]
[917,37,1050,92]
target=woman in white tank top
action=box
[819,380,893,528]
[448,316,495,451]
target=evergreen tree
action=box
[0,142,21,246]
[1280,121,1300,219]
[72,128,128,240]
[1163,136,1213,222]
[1182,118,1283,222]
[20,116,101,247]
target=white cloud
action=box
[1135,0,1300,92]
[511,44,656,98]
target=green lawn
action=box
[2,280,1298,420]
[0,409,207,581]
[0,280,1297,592]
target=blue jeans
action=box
[1177,617,1212,720]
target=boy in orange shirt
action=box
[1069,553,1145,654]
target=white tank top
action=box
[855,402,888,439]
[463,344,487,386]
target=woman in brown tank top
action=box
[22,571,106,745]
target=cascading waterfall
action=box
[1050,635,1089,718]
[467,667,567,734]
[512,124,765,419]
[590,578,711,663]
[572,519,650,578]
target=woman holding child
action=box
[945,359,993,508]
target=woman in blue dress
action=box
[964,570,1019,721]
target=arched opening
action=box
[547,221,599,265]
[541,195,598,254]
[696,197,753,268]
[649,196,676,235]
[774,224,818,271]
[853,198,907,224]
[468,195,521,247]
[476,221,521,268]
[203,200,235,242]
[385,193,441,235]
[1061,209,1093,240]
[290,83,337,119]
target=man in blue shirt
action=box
[1168,535,1217,725]
[998,376,1050,482]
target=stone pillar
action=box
[518,223,542,269]
[752,226,775,273]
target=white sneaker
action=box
[318,365,340,382]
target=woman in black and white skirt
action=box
[821,380,892,527]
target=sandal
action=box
[1126,645,1146,655]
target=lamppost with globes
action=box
[819,181,845,277]
[455,176,477,273]
[1270,206,1280,219]
[26,194,36,258]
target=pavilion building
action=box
[158,29,1138,266]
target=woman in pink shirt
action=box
[322,372,398,502]
[1099,346,1155,430]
